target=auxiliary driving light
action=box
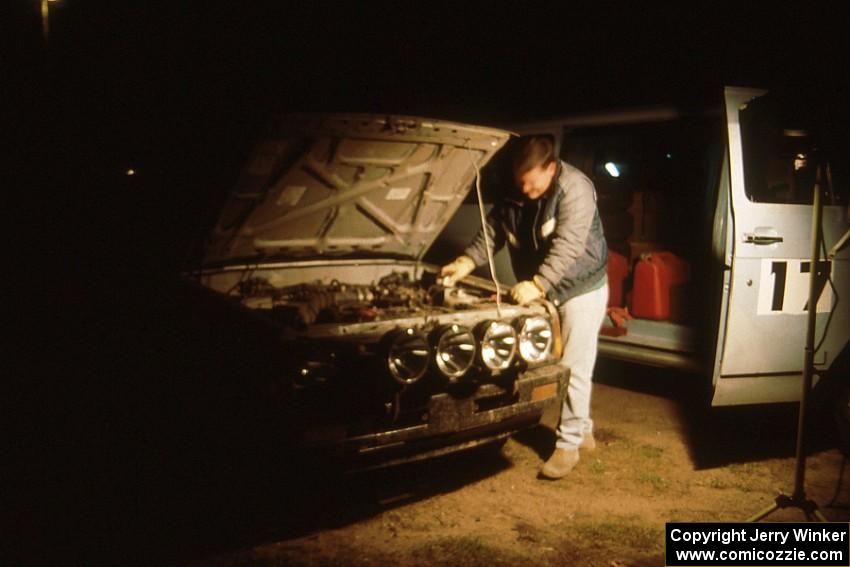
[477,321,517,371]
[385,328,430,385]
[516,316,553,363]
[433,324,476,380]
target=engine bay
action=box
[235,271,498,331]
[194,262,557,398]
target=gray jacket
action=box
[464,160,608,305]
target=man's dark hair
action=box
[512,136,556,174]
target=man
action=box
[441,136,609,479]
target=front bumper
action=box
[323,364,567,470]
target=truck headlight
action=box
[385,328,430,385]
[516,316,553,363]
[433,324,476,380]
[477,321,517,371]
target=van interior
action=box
[561,114,723,367]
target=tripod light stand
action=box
[748,166,830,523]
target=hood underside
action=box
[204,114,510,266]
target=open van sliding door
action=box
[712,87,847,406]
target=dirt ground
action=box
[194,360,850,567]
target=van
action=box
[430,87,850,421]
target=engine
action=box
[236,271,492,330]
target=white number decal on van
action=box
[757,259,833,315]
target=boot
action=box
[540,448,579,479]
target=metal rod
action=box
[794,166,824,500]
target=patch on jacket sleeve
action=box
[540,218,556,239]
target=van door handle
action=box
[743,233,784,245]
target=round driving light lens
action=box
[477,321,517,371]
[385,328,430,384]
[517,316,553,363]
[433,324,476,380]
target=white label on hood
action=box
[386,187,411,201]
[277,185,307,207]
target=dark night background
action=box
[6,2,850,565]
[13,0,850,270]
[13,2,849,273]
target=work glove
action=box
[440,255,476,287]
[511,277,546,305]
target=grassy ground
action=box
[195,362,850,567]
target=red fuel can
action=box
[631,251,690,320]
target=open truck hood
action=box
[204,114,510,266]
